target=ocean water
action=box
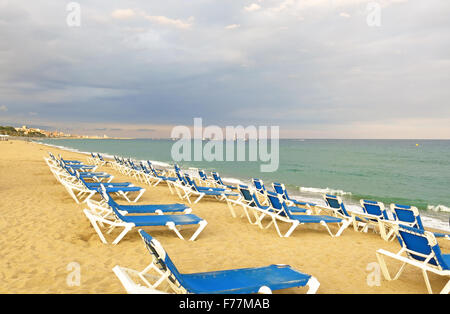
[38,138,450,231]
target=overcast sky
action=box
[0,0,449,138]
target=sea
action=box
[37,138,450,232]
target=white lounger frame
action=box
[376,230,450,294]
[113,233,320,294]
[82,207,207,244]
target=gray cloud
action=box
[0,1,449,138]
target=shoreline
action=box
[34,139,450,233]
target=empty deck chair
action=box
[272,182,317,209]
[225,185,261,224]
[353,200,399,241]
[76,173,146,203]
[259,194,350,237]
[376,225,450,294]
[211,172,237,190]
[112,230,320,294]
[83,190,207,244]
[183,173,238,204]
[197,169,213,185]
[390,204,449,239]
[147,161,178,187]
[98,186,192,215]
[322,194,367,230]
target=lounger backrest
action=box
[212,172,223,185]
[198,170,207,181]
[175,171,185,184]
[281,201,295,219]
[391,204,424,230]
[139,230,185,290]
[174,164,181,174]
[184,174,198,190]
[323,194,350,217]
[397,225,448,270]
[266,191,283,210]
[272,182,290,201]
[360,200,385,218]
[252,179,265,193]
[272,182,284,195]
[238,185,256,205]
[251,192,269,209]
[100,185,110,202]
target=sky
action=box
[0,0,449,138]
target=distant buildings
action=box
[0,125,110,139]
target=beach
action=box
[0,139,448,294]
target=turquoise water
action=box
[39,138,450,229]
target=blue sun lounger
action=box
[147,161,178,186]
[76,173,146,203]
[353,199,399,241]
[322,194,367,230]
[252,178,267,196]
[211,171,237,190]
[111,230,320,294]
[182,173,238,204]
[225,184,264,224]
[99,187,192,215]
[390,204,449,240]
[269,196,350,237]
[376,225,450,294]
[83,191,207,244]
[272,182,317,208]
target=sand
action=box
[0,139,448,294]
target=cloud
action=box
[111,8,194,29]
[225,24,240,30]
[0,0,449,139]
[143,14,194,29]
[111,9,136,19]
[244,3,261,12]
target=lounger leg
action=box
[189,220,208,241]
[334,219,351,237]
[66,187,81,204]
[83,210,108,244]
[283,221,300,237]
[376,250,392,281]
[83,190,96,203]
[112,224,134,245]
[226,200,237,218]
[440,280,450,294]
[132,189,146,203]
[166,222,185,240]
[320,221,335,237]
[422,269,433,294]
[306,276,320,294]
[194,194,204,204]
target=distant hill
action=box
[0,125,46,137]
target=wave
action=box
[299,186,352,196]
[427,204,450,213]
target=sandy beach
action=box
[0,139,448,294]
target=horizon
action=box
[1,1,450,139]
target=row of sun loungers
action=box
[44,152,321,294]
[42,152,450,294]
